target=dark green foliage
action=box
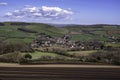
[18,57,28,63]
[74,41,105,50]
[52,48,67,54]
[38,56,53,61]
[0,23,4,26]
[24,54,32,59]
[86,50,120,65]
[18,28,37,33]
[44,48,70,57]
[0,52,22,63]
[10,22,31,26]
[0,52,32,63]
[18,54,32,64]
[0,42,34,55]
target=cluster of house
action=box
[31,33,104,50]
[31,33,74,48]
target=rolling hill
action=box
[0,22,68,43]
[63,24,120,41]
[0,22,120,43]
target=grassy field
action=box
[0,50,97,63]
[0,22,120,64]
[65,25,120,41]
[105,43,120,47]
[0,22,120,43]
[67,50,97,56]
[0,22,68,43]
[30,51,66,59]
[29,50,96,59]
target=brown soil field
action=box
[0,63,120,80]
[0,63,120,68]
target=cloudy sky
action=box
[0,0,120,24]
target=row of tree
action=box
[0,42,34,55]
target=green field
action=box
[0,22,120,64]
[0,22,120,44]
[29,50,96,59]
[105,43,120,47]
[30,51,67,59]
[0,22,68,43]
[67,50,97,56]
[0,50,97,63]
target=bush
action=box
[0,42,34,55]
[38,47,69,56]
[52,48,66,54]
[18,57,28,63]
[18,54,32,64]
[0,52,23,63]
[33,55,68,62]
[0,52,33,63]
[24,54,32,59]
[39,55,53,60]
[0,23,4,26]
[86,50,120,65]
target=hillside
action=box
[0,22,120,43]
[0,22,120,64]
[63,24,120,41]
[0,22,68,43]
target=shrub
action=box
[0,23,4,26]
[39,55,53,60]
[39,47,69,56]
[0,42,34,55]
[0,52,23,63]
[18,54,32,64]
[86,50,120,65]
[18,57,28,63]
[0,52,33,63]
[24,54,32,60]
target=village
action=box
[31,33,104,52]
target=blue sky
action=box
[0,0,120,24]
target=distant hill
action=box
[0,22,120,43]
[62,24,120,41]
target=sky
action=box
[0,0,120,24]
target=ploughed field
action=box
[0,67,120,80]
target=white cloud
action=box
[32,13,42,17]
[4,6,73,20]
[42,6,62,12]
[5,12,12,16]
[0,2,8,6]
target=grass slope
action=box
[0,22,68,43]
[0,22,120,43]
[64,25,120,41]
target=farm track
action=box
[0,65,120,80]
